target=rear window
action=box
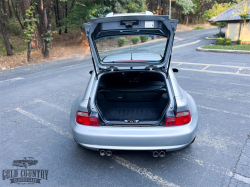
[94,35,168,63]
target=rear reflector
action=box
[165,111,191,126]
[76,111,99,126]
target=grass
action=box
[202,44,250,51]
[194,25,204,30]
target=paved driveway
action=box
[0,28,249,187]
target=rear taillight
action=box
[165,111,191,126]
[76,111,99,126]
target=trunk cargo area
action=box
[95,71,169,122]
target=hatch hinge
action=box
[145,65,158,70]
[107,66,118,71]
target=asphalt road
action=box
[0,28,250,187]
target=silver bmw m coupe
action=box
[70,11,198,157]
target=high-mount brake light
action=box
[165,111,191,126]
[76,111,99,126]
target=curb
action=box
[173,40,201,49]
[196,47,250,54]
[205,36,217,40]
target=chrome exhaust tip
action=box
[100,150,106,156]
[159,151,166,157]
[106,150,112,157]
[153,151,159,157]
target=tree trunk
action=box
[11,0,24,29]
[43,0,53,58]
[64,1,67,33]
[157,0,160,15]
[27,41,31,61]
[186,15,189,25]
[20,0,31,27]
[0,15,13,56]
[7,0,12,18]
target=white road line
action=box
[15,107,73,139]
[172,61,250,69]
[197,105,250,118]
[112,155,179,187]
[233,173,250,184]
[0,77,24,85]
[187,91,250,104]
[202,65,210,71]
[177,67,250,77]
[176,75,250,87]
[35,99,70,114]
[173,40,201,49]
[236,68,243,74]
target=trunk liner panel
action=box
[96,93,168,121]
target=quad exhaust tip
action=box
[106,150,112,157]
[153,151,159,157]
[100,150,106,156]
[159,151,166,157]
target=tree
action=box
[176,0,196,25]
[11,0,25,29]
[0,0,13,56]
[24,4,38,61]
[63,0,112,29]
[232,0,250,43]
[113,0,147,13]
[36,0,54,58]
[203,2,235,34]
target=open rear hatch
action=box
[83,12,178,74]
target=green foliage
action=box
[224,38,232,45]
[216,37,224,45]
[131,36,140,44]
[23,4,38,43]
[140,35,149,43]
[232,0,250,20]
[117,37,126,47]
[214,32,225,38]
[176,0,196,15]
[202,2,235,32]
[62,0,112,29]
[202,44,250,51]
[194,25,204,30]
[202,2,235,20]
[6,22,22,36]
[113,0,147,13]
[236,39,242,45]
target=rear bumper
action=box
[71,113,198,151]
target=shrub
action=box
[117,37,126,47]
[236,39,241,45]
[216,37,224,45]
[224,38,232,45]
[6,22,22,36]
[194,26,204,30]
[140,35,149,43]
[131,36,140,44]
